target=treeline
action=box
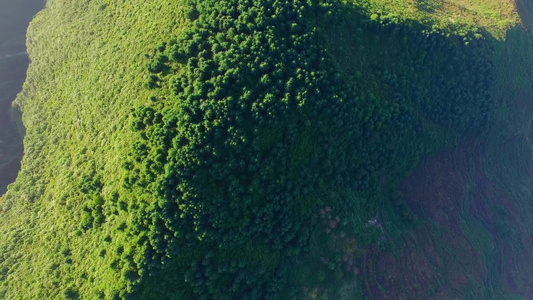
[115,0,496,298]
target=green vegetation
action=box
[0,0,532,299]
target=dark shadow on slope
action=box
[516,0,533,29]
[371,26,533,299]
[325,3,533,299]
[0,0,43,195]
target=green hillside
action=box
[1,0,532,299]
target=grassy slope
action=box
[0,0,531,299]
[1,1,189,298]
[361,0,520,37]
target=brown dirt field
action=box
[359,139,489,299]
[362,128,533,298]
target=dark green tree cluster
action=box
[341,11,494,136]
[79,173,106,230]
[119,0,496,298]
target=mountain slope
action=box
[1,0,532,299]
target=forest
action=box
[0,0,532,299]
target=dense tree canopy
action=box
[120,0,495,298]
